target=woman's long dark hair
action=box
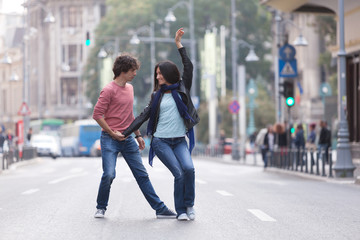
[153,60,180,91]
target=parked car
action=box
[90,139,101,157]
[31,134,61,159]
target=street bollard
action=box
[300,148,304,172]
[321,149,326,177]
[305,148,308,173]
[310,149,314,174]
[316,149,320,176]
[329,148,333,178]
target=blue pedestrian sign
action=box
[279,59,298,78]
[279,44,296,61]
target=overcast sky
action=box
[2,0,24,13]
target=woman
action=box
[122,28,200,221]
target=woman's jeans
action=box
[96,132,165,212]
[152,137,195,215]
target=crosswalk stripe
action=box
[248,209,276,222]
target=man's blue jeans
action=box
[96,131,165,212]
[152,137,195,215]
[317,143,329,163]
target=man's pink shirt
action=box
[93,81,135,132]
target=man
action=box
[92,53,175,219]
[0,128,5,153]
[318,120,331,164]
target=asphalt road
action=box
[0,156,359,240]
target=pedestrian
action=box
[92,49,176,219]
[5,129,15,151]
[26,127,33,145]
[0,128,5,153]
[262,125,274,168]
[306,123,316,150]
[219,129,226,155]
[294,124,305,166]
[274,123,287,156]
[318,120,331,164]
[121,28,200,221]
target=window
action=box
[60,6,82,28]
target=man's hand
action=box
[136,137,145,151]
[112,130,127,141]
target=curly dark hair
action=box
[112,53,140,80]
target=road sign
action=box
[279,44,296,61]
[228,100,240,114]
[18,102,31,116]
[279,59,297,78]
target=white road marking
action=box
[195,179,207,184]
[69,168,84,173]
[216,190,233,196]
[248,209,276,222]
[48,172,88,184]
[21,189,40,195]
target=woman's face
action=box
[156,67,169,86]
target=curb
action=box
[1,157,43,173]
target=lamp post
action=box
[247,78,258,135]
[230,0,260,160]
[165,0,197,97]
[333,0,355,177]
[130,22,156,90]
[237,40,259,160]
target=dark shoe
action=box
[156,207,176,219]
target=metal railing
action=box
[1,147,37,172]
[270,147,333,178]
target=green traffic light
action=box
[291,127,295,133]
[286,97,295,107]
[85,39,91,46]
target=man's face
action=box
[124,69,137,82]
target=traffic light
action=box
[283,80,294,107]
[85,31,91,46]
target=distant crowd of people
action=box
[253,120,332,169]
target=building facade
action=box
[26,0,105,120]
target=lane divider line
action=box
[248,209,276,222]
[21,189,40,195]
[195,179,207,184]
[216,190,233,196]
[48,172,88,184]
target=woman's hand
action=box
[175,28,184,49]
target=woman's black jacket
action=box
[123,47,200,137]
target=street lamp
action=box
[333,0,355,177]
[237,40,259,160]
[165,0,197,97]
[130,23,156,90]
[230,0,260,160]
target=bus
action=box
[60,119,102,157]
[30,119,64,134]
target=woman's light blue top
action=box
[154,93,186,138]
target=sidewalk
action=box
[195,153,360,185]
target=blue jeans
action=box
[96,132,165,212]
[151,137,195,215]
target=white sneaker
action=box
[94,209,105,218]
[186,207,196,220]
[177,213,189,221]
